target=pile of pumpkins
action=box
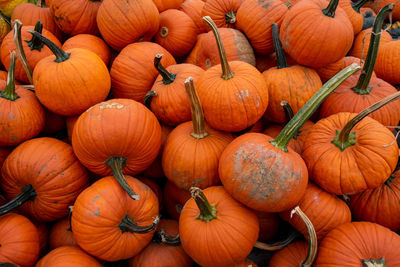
[0,0,400,266]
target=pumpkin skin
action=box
[152,0,184,12]
[219,133,308,212]
[31,220,50,258]
[36,246,102,267]
[202,0,244,28]
[97,0,160,51]
[279,0,354,68]
[316,222,400,266]
[110,42,176,102]
[234,258,258,267]
[138,177,163,210]
[254,210,280,242]
[1,137,89,221]
[375,40,400,85]
[47,0,101,35]
[349,28,392,60]
[269,241,308,267]
[338,0,364,35]
[49,217,78,250]
[163,181,191,220]
[0,213,40,267]
[364,0,400,20]
[179,0,208,34]
[0,0,30,17]
[179,186,259,267]
[302,112,399,195]
[350,169,400,232]
[71,176,159,261]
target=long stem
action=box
[28,30,70,63]
[185,77,209,139]
[119,215,159,234]
[281,100,300,140]
[202,16,234,80]
[1,51,19,101]
[270,63,361,152]
[333,90,400,151]
[105,157,140,200]
[352,4,394,94]
[25,20,45,51]
[154,54,176,85]
[13,20,33,84]
[352,0,371,12]
[0,185,37,215]
[190,187,217,222]
[254,230,299,251]
[272,23,288,69]
[290,206,317,267]
[153,229,181,246]
[322,0,340,17]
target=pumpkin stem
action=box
[333,90,400,151]
[153,229,181,246]
[0,51,19,101]
[352,4,394,95]
[160,26,169,38]
[362,258,387,267]
[272,23,288,69]
[28,30,70,63]
[25,20,45,51]
[284,1,292,8]
[119,214,159,234]
[281,100,300,140]
[0,185,37,216]
[322,0,340,18]
[254,230,299,251]
[384,174,395,188]
[185,77,209,139]
[225,10,236,25]
[290,206,318,267]
[0,11,10,26]
[352,0,371,12]
[105,157,140,200]
[144,90,157,109]
[202,16,234,80]
[67,206,73,232]
[13,20,33,85]
[190,187,217,222]
[36,0,43,7]
[154,54,176,85]
[270,63,361,152]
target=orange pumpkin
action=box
[350,27,392,60]
[36,246,102,267]
[179,0,208,34]
[375,40,400,85]
[202,0,244,28]
[163,181,191,220]
[49,216,77,250]
[152,0,184,12]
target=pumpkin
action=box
[201,0,244,28]
[145,55,204,126]
[0,13,10,47]
[154,9,197,58]
[71,176,159,261]
[162,77,234,190]
[0,146,12,169]
[219,64,360,212]
[152,0,184,12]
[36,246,102,267]
[0,0,29,17]
[138,177,163,210]
[254,211,280,242]
[129,219,193,267]
[40,107,66,136]
[62,34,111,66]
[47,0,101,35]
[49,216,78,250]
[96,0,159,51]
[338,0,370,35]
[31,31,110,116]
[234,259,258,267]
[110,42,176,102]
[254,52,297,73]
[31,219,49,257]
[375,39,400,85]
[196,16,268,132]
[0,137,89,221]
[0,52,45,146]
[280,0,354,68]
[364,0,400,20]
[236,0,288,55]
[315,222,400,266]
[71,98,162,200]
[179,0,208,34]
[163,181,191,220]
[262,23,322,124]
[66,115,79,143]
[349,27,392,60]
[0,213,40,267]
[179,186,259,266]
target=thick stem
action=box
[0,185,37,216]
[281,100,300,140]
[322,0,340,17]
[25,20,45,51]
[1,51,19,101]
[119,215,159,234]
[154,54,176,85]
[185,77,209,139]
[362,258,387,267]
[225,10,236,24]
[144,90,157,109]
[352,0,372,13]
[190,187,217,222]
[202,16,234,80]
[13,20,33,85]
[333,90,400,151]
[28,30,70,63]
[270,63,361,152]
[105,157,140,200]
[272,23,288,69]
[290,206,317,267]
[153,229,181,246]
[254,230,299,251]
[352,4,394,94]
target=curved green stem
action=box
[185,77,209,139]
[254,230,299,251]
[119,215,159,234]
[28,30,70,63]
[153,229,181,246]
[270,63,361,152]
[105,157,140,200]
[190,187,217,222]
[281,100,300,140]
[202,16,234,80]
[0,185,37,216]
[322,0,339,17]
[225,10,236,25]
[25,20,44,51]
[352,4,394,95]
[1,51,19,101]
[272,23,288,69]
[362,258,387,267]
[13,20,33,85]
[352,0,371,12]
[154,54,176,85]
[144,90,157,109]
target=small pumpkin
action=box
[338,0,370,35]
[36,246,102,267]
[201,0,244,28]
[179,0,208,34]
